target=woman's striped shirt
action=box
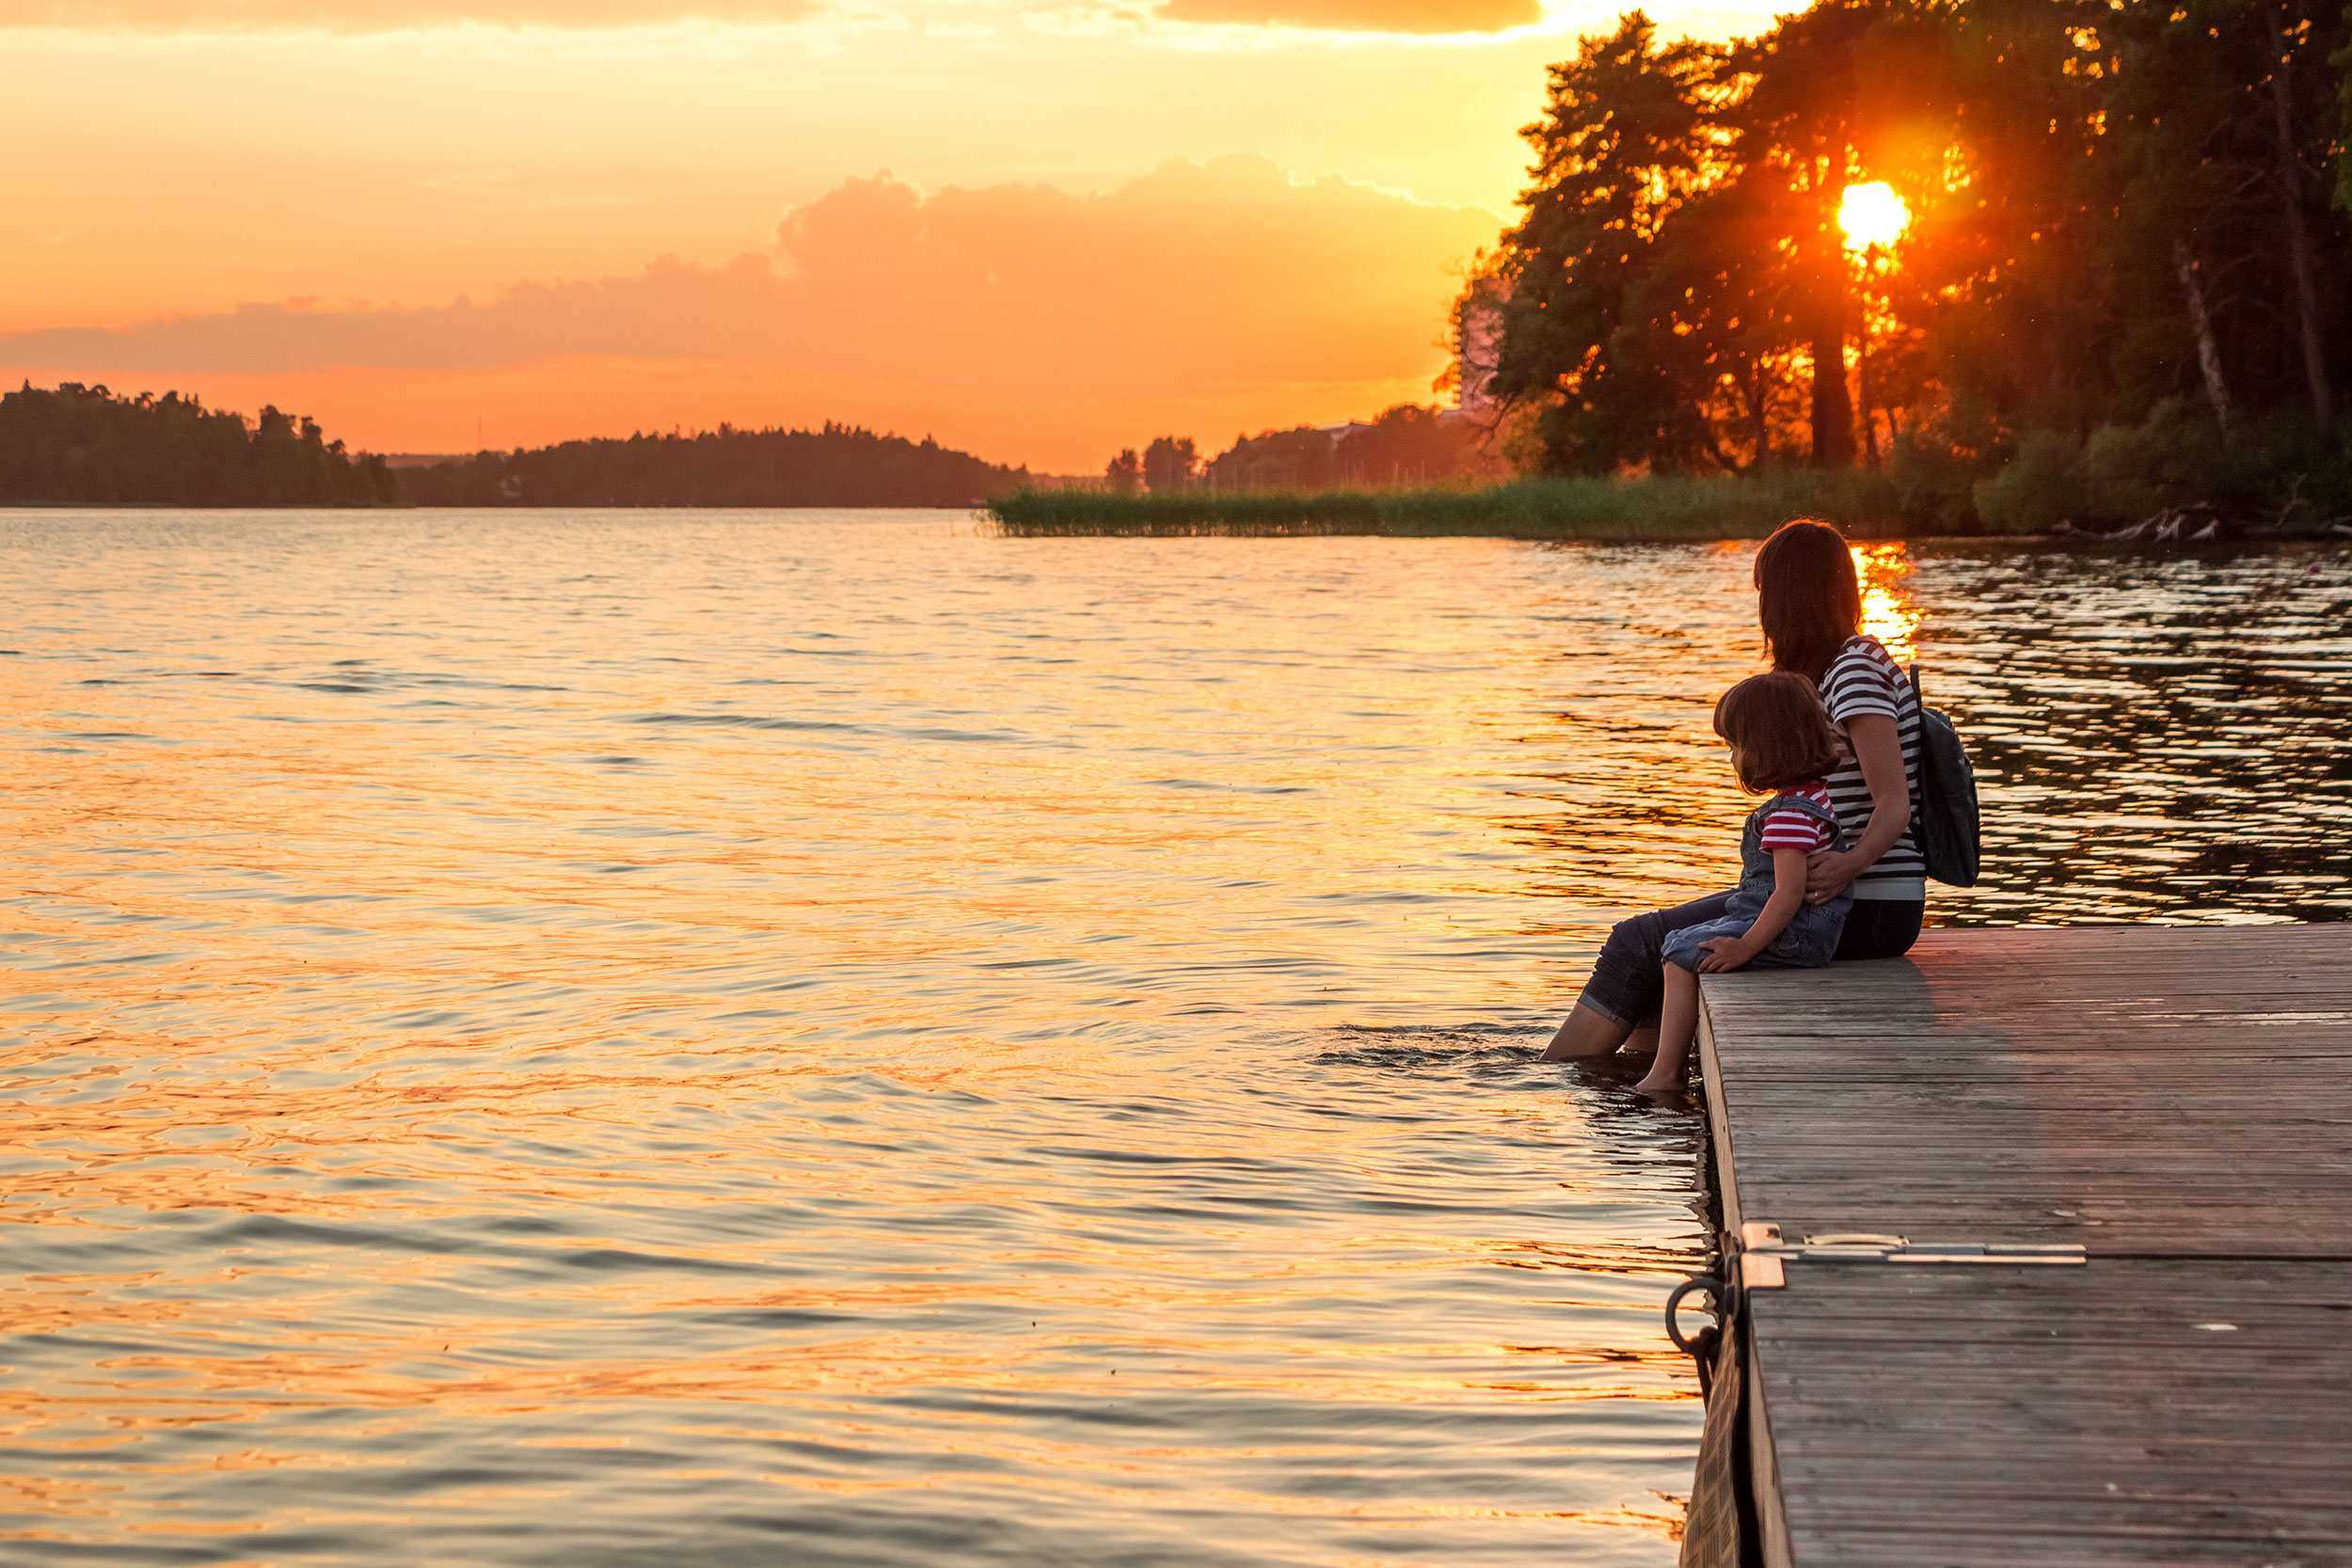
[1818,635,1926,900]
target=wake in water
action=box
[1311,1022,1690,1097]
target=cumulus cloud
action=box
[4,0,1539,32]
[7,157,1488,388]
[1155,0,1539,31]
[4,257,789,373]
[0,0,814,28]
[3,156,1494,466]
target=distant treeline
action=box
[0,385,1029,509]
[1,382,395,506]
[399,422,1030,508]
[1102,405,1508,495]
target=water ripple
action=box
[0,510,2345,1568]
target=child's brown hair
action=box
[1712,672,1845,794]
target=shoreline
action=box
[988,478,2352,544]
[6,499,2345,547]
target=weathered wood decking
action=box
[1695,924,2352,1567]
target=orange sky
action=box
[5,0,1776,471]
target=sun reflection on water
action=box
[1851,542,1920,663]
[0,512,2346,1568]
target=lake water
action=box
[2,510,2347,1568]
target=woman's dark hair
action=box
[1755,518,1861,682]
[1713,672,1846,794]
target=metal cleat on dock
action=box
[1732,1220,2087,1290]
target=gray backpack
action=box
[1907,663,1981,886]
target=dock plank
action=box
[1695,924,2352,1567]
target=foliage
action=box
[1204,426,1345,491]
[0,387,1026,510]
[1977,401,2352,531]
[2075,399,2226,523]
[1470,0,2349,516]
[1200,404,1507,491]
[1141,436,1200,492]
[0,382,394,506]
[2341,3,2352,213]
[397,422,1027,507]
[1972,430,2089,535]
[1882,427,1986,534]
[1480,13,1729,474]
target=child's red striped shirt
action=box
[1757,780,1836,853]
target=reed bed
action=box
[989,470,1925,540]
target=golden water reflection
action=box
[1,512,2348,1567]
[1852,542,1920,663]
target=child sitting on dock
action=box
[1634,673,1854,1098]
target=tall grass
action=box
[989,470,1925,540]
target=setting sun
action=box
[1838,180,1912,251]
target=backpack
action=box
[1907,662,1981,887]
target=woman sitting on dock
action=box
[1542,518,1926,1064]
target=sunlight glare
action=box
[1851,543,1919,663]
[1837,182,1911,252]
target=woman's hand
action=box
[1696,936,1755,973]
[1804,848,1861,904]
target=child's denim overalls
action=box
[1661,791,1854,973]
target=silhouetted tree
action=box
[0,386,1025,509]
[1203,427,1345,491]
[1141,436,1200,492]
[1479,13,1721,473]
[0,382,395,506]
[1104,449,1144,494]
[1470,0,2348,480]
[1195,406,1507,489]
[397,421,1029,507]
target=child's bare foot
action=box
[1631,1071,1682,1100]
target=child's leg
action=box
[1634,964,1700,1097]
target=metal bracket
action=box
[1735,1220,2087,1291]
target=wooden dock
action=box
[1692,924,2352,1568]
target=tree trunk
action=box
[1808,158,1856,467]
[2172,237,2236,439]
[1749,362,1770,468]
[1809,292,1856,467]
[1856,311,1879,468]
[2266,2,2333,430]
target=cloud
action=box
[3,0,1541,33]
[0,0,815,28]
[3,156,1495,467]
[4,257,788,373]
[1154,0,1540,31]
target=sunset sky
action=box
[6,0,1776,470]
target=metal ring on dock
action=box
[1663,1274,1723,1355]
